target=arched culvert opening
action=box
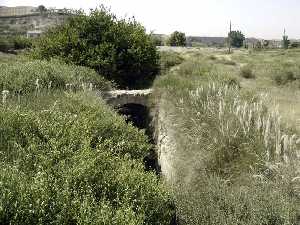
[117,103,160,174]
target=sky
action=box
[1,0,300,39]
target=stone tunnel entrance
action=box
[117,103,159,173]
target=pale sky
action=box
[1,0,300,39]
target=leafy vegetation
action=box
[32,6,159,89]
[0,53,175,224]
[0,59,112,93]
[283,33,290,49]
[229,30,245,48]
[167,31,187,46]
[159,51,184,73]
[0,36,32,52]
[0,91,174,224]
[240,65,255,79]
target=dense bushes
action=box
[0,59,112,93]
[0,36,32,52]
[32,6,159,89]
[273,69,298,85]
[240,65,255,79]
[167,31,186,47]
[0,92,174,224]
[0,38,14,52]
[13,36,32,50]
[228,30,245,48]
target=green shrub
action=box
[0,92,174,224]
[240,65,255,79]
[0,37,14,52]
[228,30,245,48]
[167,31,186,47]
[175,174,299,225]
[13,36,32,49]
[0,36,32,52]
[273,69,297,85]
[0,59,112,93]
[208,55,217,60]
[32,6,159,89]
[159,51,184,73]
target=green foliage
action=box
[229,30,245,48]
[0,92,174,224]
[32,6,159,89]
[159,51,184,73]
[176,173,299,225]
[167,31,187,47]
[240,65,255,79]
[273,69,297,85]
[0,36,32,52]
[37,5,47,12]
[0,38,14,52]
[283,35,290,49]
[13,36,32,50]
[0,59,112,93]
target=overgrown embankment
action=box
[154,52,300,225]
[0,59,174,224]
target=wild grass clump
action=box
[221,59,236,66]
[176,84,299,177]
[0,59,112,93]
[164,83,300,224]
[175,172,299,225]
[240,65,256,79]
[208,55,217,60]
[154,54,300,225]
[0,91,174,224]
[219,58,237,66]
[273,69,298,85]
[159,51,184,73]
[0,36,32,53]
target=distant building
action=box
[0,6,71,37]
[0,6,37,17]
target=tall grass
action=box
[154,52,300,225]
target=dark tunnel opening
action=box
[117,103,160,174]
[117,103,177,225]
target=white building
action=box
[0,6,37,17]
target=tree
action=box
[32,6,159,89]
[228,30,245,48]
[37,5,47,13]
[282,29,290,49]
[167,31,186,46]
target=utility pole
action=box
[228,21,232,53]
